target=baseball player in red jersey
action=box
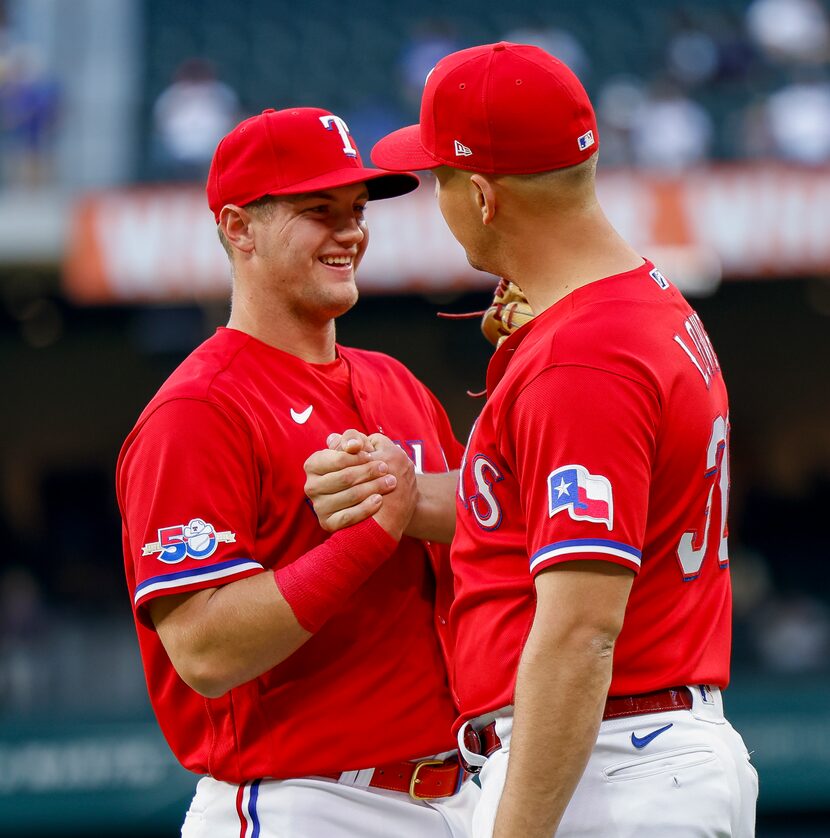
[309,42,759,837]
[116,107,477,837]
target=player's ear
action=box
[219,205,256,255]
[470,174,497,226]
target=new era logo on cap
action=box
[454,140,473,157]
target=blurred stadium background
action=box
[1,0,829,835]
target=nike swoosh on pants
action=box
[630,723,673,749]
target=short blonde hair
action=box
[216,195,281,260]
[502,154,598,192]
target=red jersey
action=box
[450,261,732,724]
[117,327,462,782]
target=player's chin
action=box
[466,254,490,274]
[319,283,359,319]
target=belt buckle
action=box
[408,759,444,800]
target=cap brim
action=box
[371,125,440,172]
[263,167,419,202]
[363,169,420,201]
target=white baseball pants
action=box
[180,764,478,837]
[460,686,758,838]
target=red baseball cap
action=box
[207,107,419,222]
[372,42,598,175]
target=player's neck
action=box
[227,300,337,364]
[507,208,643,315]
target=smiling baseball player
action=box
[370,42,758,837]
[117,107,476,837]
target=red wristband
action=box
[274,518,398,633]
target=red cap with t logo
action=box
[371,42,598,174]
[206,107,419,222]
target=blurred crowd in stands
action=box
[143,0,830,181]
[2,0,830,189]
[0,2,59,187]
[153,0,830,178]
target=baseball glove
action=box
[480,278,534,347]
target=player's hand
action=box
[326,429,373,455]
[304,432,397,533]
[366,434,418,542]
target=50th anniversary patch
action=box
[142,518,237,564]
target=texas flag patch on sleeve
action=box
[547,464,613,530]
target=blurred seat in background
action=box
[755,594,830,673]
[745,0,830,66]
[762,71,830,164]
[630,78,714,170]
[150,57,240,182]
[595,75,648,166]
[397,17,461,118]
[501,20,590,81]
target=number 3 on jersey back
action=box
[677,415,730,580]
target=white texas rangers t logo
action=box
[319,114,358,158]
[142,517,237,564]
[547,464,613,530]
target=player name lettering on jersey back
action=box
[673,312,720,388]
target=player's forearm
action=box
[153,571,311,698]
[405,470,458,543]
[493,623,614,838]
[153,519,397,697]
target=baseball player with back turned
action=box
[309,41,759,837]
[116,107,477,837]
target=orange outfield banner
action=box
[62,165,830,304]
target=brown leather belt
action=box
[603,686,692,720]
[321,755,463,800]
[323,689,694,794]
[464,686,694,769]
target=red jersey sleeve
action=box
[119,398,264,627]
[505,365,661,578]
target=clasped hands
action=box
[303,430,418,542]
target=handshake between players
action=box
[304,430,455,544]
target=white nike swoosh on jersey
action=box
[290,405,314,424]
